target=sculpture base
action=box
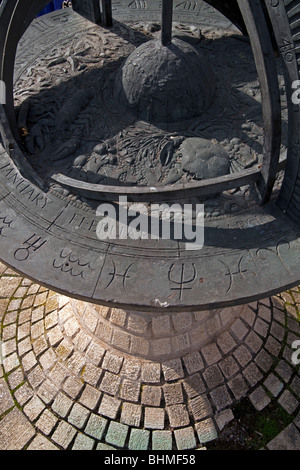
[1,271,299,450]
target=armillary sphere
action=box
[0,0,300,313]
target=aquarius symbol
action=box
[168,262,197,300]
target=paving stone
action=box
[27,365,45,389]
[85,413,108,440]
[189,394,213,421]
[152,430,173,450]
[3,352,19,373]
[120,359,141,380]
[264,373,284,398]
[33,336,48,356]
[0,377,15,414]
[163,383,184,405]
[141,362,161,383]
[254,317,269,338]
[141,385,162,407]
[45,310,59,330]
[17,322,30,341]
[264,335,282,356]
[183,373,206,398]
[39,348,57,371]
[119,378,140,402]
[267,424,300,450]
[243,362,263,387]
[66,351,86,375]
[219,356,239,379]
[31,320,44,340]
[111,330,131,353]
[270,322,285,341]
[210,385,232,411]
[86,341,105,366]
[36,409,58,435]
[27,434,58,450]
[80,363,102,387]
[217,331,237,354]
[48,362,69,387]
[228,375,248,401]
[128,428,150,450]
[144,407,165,430]
[98,394,121,419]
[127,313,148,335]
[172,311,193,333]
[110,308,127,327]
[73,330,91,352]
[54,338,73,360]
[79,384,101,410]
[152,315,171,336]
[72,433,95,450]
[0,408,35,450]
[195,418,218,444]
[37,379,59,404]
[230,319,248,341]
[51,421,77,449]
[215,409,234,431]
[120,403,142,427]
[96,443,116,450]
[203,364,223,388]
[99,371,121,396]
[167,404,190,428]
[241,307,256,327]
[201,343,222,366]
[278,390,299,415]
[245,331,263,354]
[152,337,171,357]
[7,367,24,390]
[52,392,73,418]
[275,360,293,383]
[182,351,204,374]
[63,376,84,399]
[105,421,129,448]
[102,351,123,374]
[2,324,16,341]
[13,383,34,406]
[174,426,197,450]
[82,311,98,333]
[249,386,271,411]
[172,333,191,355]
[130,336,150,356]
[68,403,90,429]
[254,348,274,373]
[162,358,184,381]
[23,395,45,421]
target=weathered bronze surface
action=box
[0,0,299,312]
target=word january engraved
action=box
[14,234,47,261]
[53,249,95,279]
[105,260,134,290]
[168,262,197,300]
[0,163,52,209]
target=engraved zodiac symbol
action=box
[219,258,248,295]
[0,212,13,236]
[168,263,197,300]
[14,234,47,261]
[53,249,94,279]
[105,261,133,289]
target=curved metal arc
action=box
[0,0,50,139]
[237,0,282,205]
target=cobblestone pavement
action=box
[0,260,299,451]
